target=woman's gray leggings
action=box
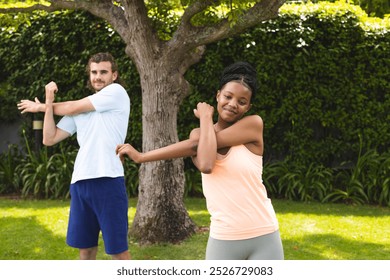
[206,230,284,260]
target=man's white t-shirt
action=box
[57,83,130,184]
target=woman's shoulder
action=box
[189,127,200,140]
[243,114,263,121]
[239,115,263,128]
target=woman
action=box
[116,62,284,260]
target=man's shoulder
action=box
[97,83,129,100]
[104,82,126,92]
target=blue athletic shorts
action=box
[66,177,129,255]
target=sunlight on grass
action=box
[1,204,69,237]
[0,198,389,260]
[275,200,390,260]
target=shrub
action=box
[0,144,22,195]
[15,130,76,199]
[0,3,388,203]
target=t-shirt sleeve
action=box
[57,116,76,136]
[88,83,127,113]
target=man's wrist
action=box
[44,103,53,110]
[40,103,47,112]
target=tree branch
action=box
[179,0,220,26]
[0,0,88,13]
[192,0,286,45]
[0,0,286,77]
[0,1,129,45]
[231,0,286,34]
[120,0,161,67]
[0,3,56,13]
[167,0,285,63]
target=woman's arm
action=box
[191,102,216,174]
[116,114,263,164]
[216,115,263,155]
[116,139,198,164]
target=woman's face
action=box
[216,81,252,124]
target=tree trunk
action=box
[130,62,197,244]
[1,0,286,246]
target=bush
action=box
[184,3,390,168]
[13,130,75,199]
[0,3,389,203]
[263,140,390,206]
[0,144,22,195]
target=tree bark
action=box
[134,159,196,244]
[131,61,197,244]
[1,0,286,245]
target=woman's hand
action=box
[116,143,142,164]
[193,102,214,120]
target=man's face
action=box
[89,61,118,92]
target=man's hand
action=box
[17,97,44,114]
[45,81,58,104]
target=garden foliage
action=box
[0,2,389,205]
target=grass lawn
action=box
[0,197,389,260]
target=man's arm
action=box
[18,97,94,116]
[52,98,95,116]
[17,82,95,116]
[42,82,70,146]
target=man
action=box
[18,52,131,260]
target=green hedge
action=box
[182,3,390,168]
[0,3,389,204]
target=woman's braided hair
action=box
[219,61,258,100]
